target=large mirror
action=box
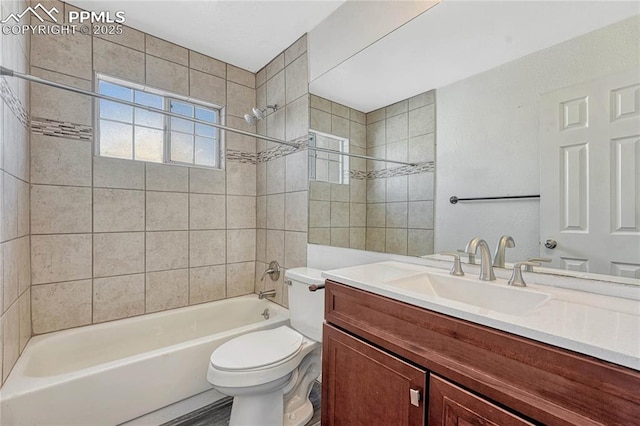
[306,1,640,283]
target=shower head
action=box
[244,105,277,126]
[252,107,266,120]
[244,114,257,126]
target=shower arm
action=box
[0,67,417,167]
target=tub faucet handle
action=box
[260,261,280,282]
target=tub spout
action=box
[258,289,276,299]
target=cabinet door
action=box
[322,324,427,426]
[429,375,534,426]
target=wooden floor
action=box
[163,381,321,426]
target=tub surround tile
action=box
[189,265,226,304]
[32,280,92,334]
[93,189,145,233]
[226,82,255,119]
[146,163,189,192]
[31,234,92,285]
[189,168,225,194]
[285,34,307,66]
[31,185,92,234]
[284,231,307,269]
[190,194,226,230]
[189,69,226,106]
[226,262,255,298]
[2,302,19,382]
[18,289,31,353]
[190,230,226,267]
[93,233,145,278]
[227,64,255,88]
[94,25,145,51]
[285,55,308,104]
[30,67,92,125]
[146,269,189,313]
[146,191,189,231]
[145,35,189,66]
[226,196,256,229]
[189,51,226,78]
[266,53,284,80]
[226,162,257,196]
[146,55,189,96]
[93,274,145,323]
[146,231,188,272]
[93,156,145,190]
[226,229,256,264]
[330,228,350,248]
[266,230,285,265]
[266,194,285,230]
[93,38,145,84]
[285,191,308,232]
[31,24,92,80]
[31,134,92,187]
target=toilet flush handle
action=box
[308,284,325,292]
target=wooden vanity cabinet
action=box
[321,280,640,426]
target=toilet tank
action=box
[284,268,325,342]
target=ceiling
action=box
[67,0,345,72]
[310,0,640,112]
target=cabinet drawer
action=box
[322,324,427,426]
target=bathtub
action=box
[0,295,289,425]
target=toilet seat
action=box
[207,326,319,389]
[211,326,304,371]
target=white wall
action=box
[435,16,640,261]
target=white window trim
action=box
[94,73,226,170]
[308,129,350,185]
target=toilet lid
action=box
[211,326,304,371]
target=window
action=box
[96,74,223,169]
[308,131,349,184]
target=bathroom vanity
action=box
[320,262,640,425]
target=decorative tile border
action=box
[226,150,257,164]
[1,76,30,127]
[256,135,308,163]
[31,117,93,140]
[349,161,434,180]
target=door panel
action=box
[540,70,640,277]
[321,324,426,426]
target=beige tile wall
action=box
[309,95,367,250]
[365,90,436,256]
[0,0,32,384]
[29,1,260,334]
[255,35,309,307]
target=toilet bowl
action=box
[207,267,325,426]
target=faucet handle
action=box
[457,249,475,264]
[524,257,551,272]
[508,261,540,287]
[440,253,465,276]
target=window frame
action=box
[308,130,350,185]
[94,73,225,170]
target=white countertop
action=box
[322,261,640,371]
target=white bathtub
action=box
[0,295,289,425]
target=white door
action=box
[540,70,640,278]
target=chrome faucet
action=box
[493,235,515,268]
[465,237,496,281]
[258,289,277,299]
[260,261,280,282]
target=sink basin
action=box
[384,272,550,316]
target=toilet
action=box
[207,267,325,426]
